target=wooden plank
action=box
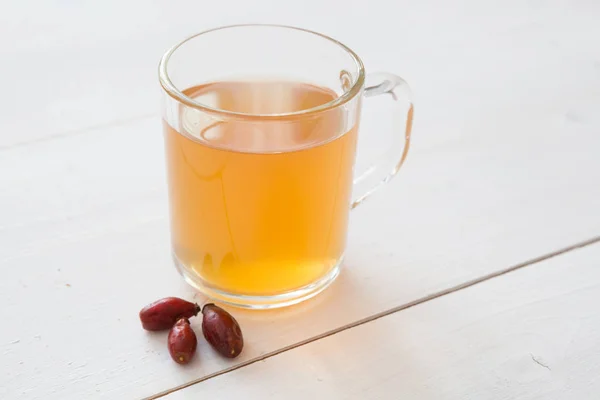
[1,89,599,398]
[3,0,599,149]
[164,243,600,400]
[1,0,600,399]
[0,0,363,148]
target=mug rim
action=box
[158,24,365,120]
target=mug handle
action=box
[351,72,414,208]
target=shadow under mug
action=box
[159,25,414,309]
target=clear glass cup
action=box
[159,25,413,309]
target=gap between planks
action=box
[0,113,157,151]
[142,234,600,400]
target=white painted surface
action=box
[167,244,600,400]
[1,0,600,399]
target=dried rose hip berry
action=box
[139,297,201,331]
[201,303,244,358]
[168,318,197,365]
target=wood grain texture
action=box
[1,0,600,399]
[165,243,600,400]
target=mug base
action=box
[172,252,342,309]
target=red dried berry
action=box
[168,318,197,365]
[139,297,201,331]
[201,303,244,358]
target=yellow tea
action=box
[164,81,358,296]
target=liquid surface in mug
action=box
[164,81,358,295]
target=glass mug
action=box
[159,25,413,309]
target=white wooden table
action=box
[2,1,600,399]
